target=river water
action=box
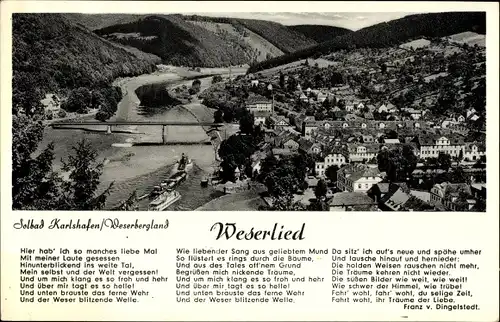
[38,69,240,210]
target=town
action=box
[201,34,486,211]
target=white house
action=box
[315,146,348,177]
[416,134,466,159]
[378,104,388,113]
[246,96,273,114]
[337,164,383,193]
[464,143,485,161]
[253,111,270,126]
[347,143,380,163]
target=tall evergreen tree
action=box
[60,139,113,210]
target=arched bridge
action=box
[50,121,224,145]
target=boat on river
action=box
[176,153,192,172]
[148,190,181,211]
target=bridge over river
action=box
[50,121,224,145]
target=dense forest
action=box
[248,12,487,73]
[289,24,352,43]
[13,14,160,96]
[234,18,317,53]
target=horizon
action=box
[186,12,413,31]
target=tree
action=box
[315,179,328,200]
[239,109,255,135]
[191,79,201,93]
[385,130,398,139]
[259,154,308,198]
[377,145,418,182]
[113,191,138,210]
[12,79,63,210]
[279,71,285,89]
[449,166,471,184]
[214,110,224,123]
[218,134,256,178]
[268,194,306,211]
[308,199,329,211]
[220,157,237,182]
[60,139,113,210]
[437,152,452,171]
[380,63,388,73]
[222,105,235,123]
[212,75,223,84]
[325,165,340,183]
[62,87,92,113]
[455,149,464,166]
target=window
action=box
[358,184,362,189]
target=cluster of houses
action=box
[239,85,485,211]
[226,40,486,212]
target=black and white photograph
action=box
[12,10,487,212]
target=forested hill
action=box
[289,24,352,43]
[177,15,317,54]
[12,13,160,96]
[94,15,256,67]
[93,14,317,67]
[63,13,144,30]
[248,11,486,73]
[233,19,317,53]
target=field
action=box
[447,31,486,47]
[399,38,431,49]
[254,58,337,77]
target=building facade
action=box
[337,164,383,193]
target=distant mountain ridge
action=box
[289,24,352,43]
[62,13,144,30]
[248,11,486,73]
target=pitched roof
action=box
[348,167,381,182]
[417,134,465,146]
[246,96,271,105]
[379,183,412,210]
[347,143,381,154]
[298,138,315,152]
[253,111,271,118]
[329,192,377,206]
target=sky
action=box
[193,12,414,31]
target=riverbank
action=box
[40,65,248,210]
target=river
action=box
[38,67,246,210]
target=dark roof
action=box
[379,183,412,211]
[298,138,315,152]
[347,143,381,154]
[417,134,465,146]
[348,167,381,182]
[253,111,271,118]
[246,96,271,105]
[329,192,377,206]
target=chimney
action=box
[272,94,274,114]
